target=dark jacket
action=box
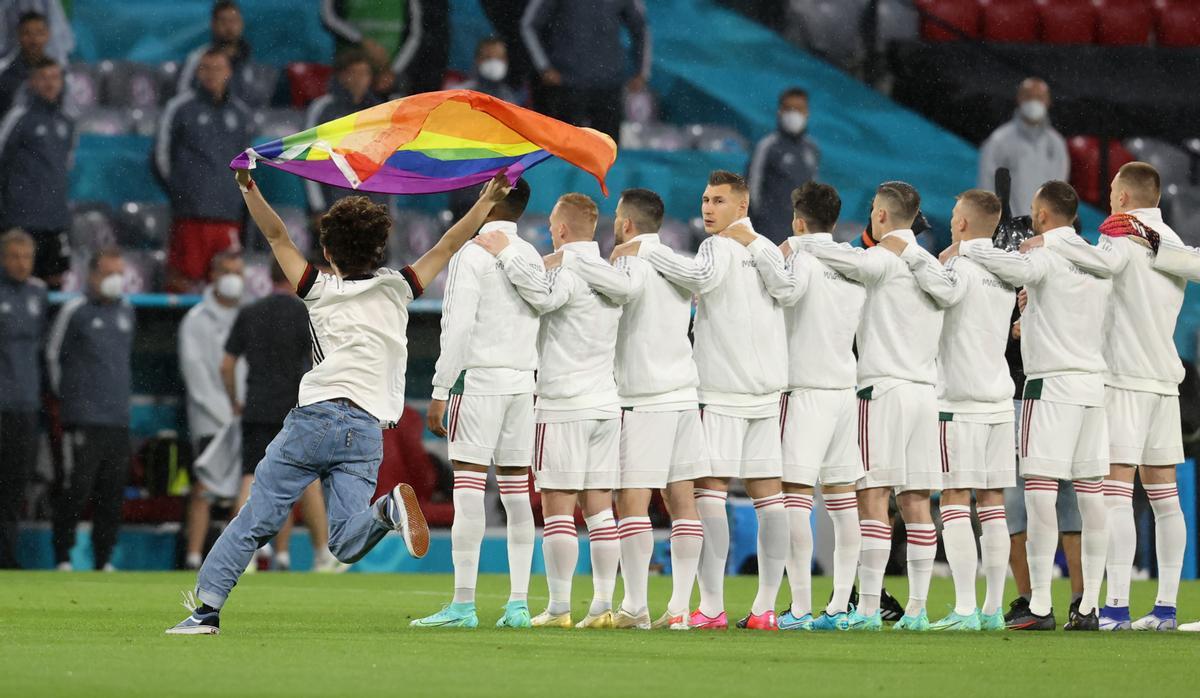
[0,272,47,411]
[46,295,135,428]
[154,88,253,221]
[303,82,388,213]
[0,93,75,231]
[522,0,649,89]
[747,130,820,244]
[0,49,32,117]
[176,40,271,108]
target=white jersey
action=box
[638,218,789,414]
[806,229,963,393]
[494,240,622,412]
[297,264,421,424]
[561,233,700,409]
[785,233,865,390]
[431,221,541,400]
[936,238,1016,415]
[962,226,1111,405]
[1038,208,1186,396]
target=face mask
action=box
[216,273,244,300]
[1019,99,1047,123]
[98,273,124,300]
[779,110,807,135]
[478,59,507,83]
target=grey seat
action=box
[245,205,310,254]
[75,106,133,135]
[114,201,171,250]
[63,63,101,112]
[236,63,279,110]
[253,108,306,140]
[99,60,162,110]
[1162,184,1200,247]
[69,202,117,252]
[785,0,870,70]
[685,123,750,153]
[1124,138,1193,191]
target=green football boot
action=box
[411,602,479,628]
[496,600,532,628]
[893,609,931,631]
[929,609,982,631]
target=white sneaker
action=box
[55,562,73,572]
[102,562,116,572]
[1178,620,1200,632]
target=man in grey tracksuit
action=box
[747,88,820,244]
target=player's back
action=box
[786,235,864,390]
[1022,247,1110,378]
[535,265,622,409]
[937,249,1016,407]
[613,254,699,404]
[457,237,541,374]
[856,246,943,387]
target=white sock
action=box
[977,505,1009,616]
[1146,482,1185,607]
[1103,479,1135,608]
[905,523,937,616]
[185,551,203,569]
[542,515,578,615]
[451,471,487,604]
[751,494,788,616]
[940,505,977,615]
[783,493,813,617]
[694,489,729,617]
[824,492,860,615]
[667,519,703,616]
[617,516,654,615]
[1024,478,1059,616]
[1073,479,1107,615]
[585,509,619,616]
[858,519,891,616]
[497,474,534,603]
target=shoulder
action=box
[59,295,88,323]
[163,91,197,119]
[752,132,780,156]
[981,123,1013,147]
[228,96,252,117]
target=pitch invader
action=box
[930,190,1016,631]
[1030,163,1189,631]
[806,181,963,631]
[476,193,623,628]
[551,188,709,630]
[770,183,865,631]
[412,180,539,629]
[613,171,793,630]
[962,181,1111,630]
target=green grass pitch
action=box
[3,571,1199,697]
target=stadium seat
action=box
[783,0,870,70]
[1095,0,1154,46]
[238,63,280,109]
[252,108,306,140]
[1068,135,1102,204]
[1037,0,1096,44]
[120,249,164,294]
[74,107,133,135]
[1162,184,1200,245]
[285,62,332,108]
[1123,137,1193,189]
[99,60,162,110]
[64,63,101,111]
[1106,138,1136,182]
[914,0,981,41]
[876,0,921,45]
[69,202,117,253]
[157,61,181,102]
[129,107,159,137]
[657,216,692,251]
[1156,0,1200,48]
[246,205,310,255]
[685,123,750,153]
[980,0,1040,43]
[114,201,170,250]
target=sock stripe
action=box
[1146,488,1179,500]
[783,494,814,510]
[977,510,1007,523]
[941,511,972,524]
[860,521,891,541]
[543,526,578,537]
[1025,479,1058,492]
[694,489,728,503]
[753,495,785,509]
[1073,479,1104,494]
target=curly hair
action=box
[319,196,390,276]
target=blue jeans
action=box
[197,401,387,608]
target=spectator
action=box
[0,57,74,289]
[747,87,820,244]
[480,0,535,92]
[978,78,1069,216]
[155,48,252,294]
[320,0,424,98]
[0,229,46,569]
[454,36,519,104]
[223,261,338,572]
[46,248,135,571]
[0,11,49,115]
[176,1,268,108]
[179,252,246,570]
[304,49,388,221]
[521,0,649,140]
[0,1,73,65]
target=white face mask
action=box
[1019,99,1047,123]
[98,273,124,299]
[478,59,507,83]
[216,273,244,300]
[779,109,807,135]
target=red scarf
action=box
[1099,212,1161,252]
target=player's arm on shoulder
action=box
[808,241,887,285]
[1154,239,1200,281]
[566,253,637,305]
[640,236,730,294]
[409,172,513,290]
[489,243,570,315]
[1041,231,1124,279]
[900,243,967,308]
[961,242,1041,287]
[748,236,806,306]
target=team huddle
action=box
[169,159,1192,636]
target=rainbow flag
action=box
[229,89,618,195]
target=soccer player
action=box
[612,170,793,630]
[412,180,538,630]
[1025,163,1188,631]
[770,183,865,631]
[546,188,708,630]
[929,190,1016,631]
[960,181,1111,631]
[804,181,963,631]
[166,170,514,635]
[474,193,623,629]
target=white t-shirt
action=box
[296,264,422,424]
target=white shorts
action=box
[1106,387,1184,467]
[702,410,782,480]
[938,415,1016,491]
[1019,398,1108,480]
[781,388,863,486]
[532,418,619,491]
[858,383,941,491]
[619,409,710,489]
[446,393,534,467]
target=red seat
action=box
[1095,0,1154,45]
[1038,0,1096,44]
[285,62,333,109]
[1106,139,1136,185]
[981,0,1040,43]
[1068,135,1102,204]
[1156,0,1200,47]
[916,0,982,41]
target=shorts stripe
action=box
[1020,399,1035,457]
[939,422,949,473]
[448,395,462,441]
[779,393,789,440]
[534,423,546,471]
[858,398,870,471]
